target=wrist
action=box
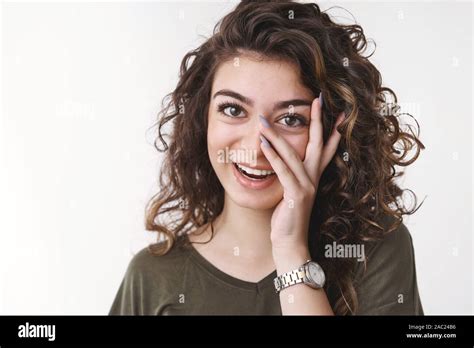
[272,244,311,276]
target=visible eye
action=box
[216,102,246,118]
[277,114,308,128]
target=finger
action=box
[259,134,300,193]
[320,111,345,170]
[258,115,313,187]
[303,96,324,181]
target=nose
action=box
[237,115,268,165]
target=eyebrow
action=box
[212,89,313,111]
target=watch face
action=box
[307,262,325,287]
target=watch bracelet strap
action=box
[274,262,309,293]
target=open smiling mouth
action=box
[232,162,276,180]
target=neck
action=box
[210,193,275,262]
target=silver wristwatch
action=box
[273,259,326,293]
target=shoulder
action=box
[353,214,424,315]
[108,240,192,315]
[124,241,191,280]
[362,215,415,267]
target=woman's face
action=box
[207,55,316,210]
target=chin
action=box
[226,186,283,210]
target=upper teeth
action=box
[236,163,275,176]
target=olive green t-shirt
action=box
[108,221,424,315]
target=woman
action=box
[109,0,425,315]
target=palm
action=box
[270,183,315,246]
[258,98,345,249]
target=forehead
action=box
[211,55,315,101]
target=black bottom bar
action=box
[0,315,472,346]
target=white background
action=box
[0,0,472,315]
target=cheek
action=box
[283,133,309,160]
[207,118,238,160]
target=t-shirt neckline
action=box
[184,236,277,292]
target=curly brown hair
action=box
[144,0,425,315]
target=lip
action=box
[231,162,277,190]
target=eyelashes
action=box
[216,101,245,118]
[216,101,309,128]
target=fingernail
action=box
[259,134,271,148]
[319,91,323,108]
[259,114,270,128]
